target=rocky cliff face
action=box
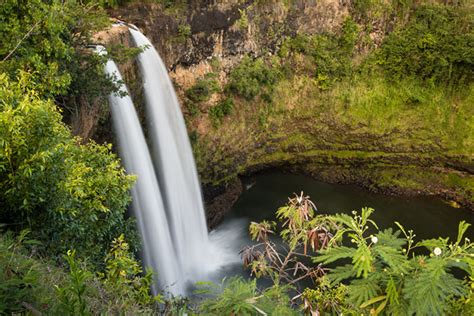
[68,1,473,225]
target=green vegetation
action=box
[0,74,137,265]
[377,4,473,85]
[185,73,220,103]
[0,231,157,315]
[177,23,192,40]
[198,277,296,315]
[2,192,472,314]
[0,0,146,312]
[227,56,282,100]
[239,194,474,315]
[279,17,358,88]
[0,0,113,99]
[194,1,473,208]
[209,97,234,127]
[315,208,473,315]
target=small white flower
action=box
[433,247,442,256]
[371,236,378,244]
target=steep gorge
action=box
[68,0,473,226]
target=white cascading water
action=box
[98,46,184,295]
[129,28,212,282]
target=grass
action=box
[190,69,473,207]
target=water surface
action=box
[208,171,473,283]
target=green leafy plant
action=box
[279,17,358,88]
[209,97,234,127]
[178,23,191,38]
[55,250,93,316]
[315,208,474,315]
[185,73,220,103]
[237,8,249,29]
[0,230,40,314]
[101,234,162,305]
[227,56,281,100]
[0,73,137,266]
[198,277,296,315]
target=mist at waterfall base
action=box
[102,31,238,296]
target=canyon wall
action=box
[67,1,473,225]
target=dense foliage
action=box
[377,4,473,85]
[279,17,359,88]
[0,0,113,99]
[0,74,137,265]
[185,73,220,103]
[197,277,296,315]
[315,208,473,315]
[227,56,282,101]
[0,231,157,315]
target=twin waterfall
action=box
[102,29,212,295]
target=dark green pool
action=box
[208,171,473,283]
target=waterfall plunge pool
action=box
[207,171,474,284]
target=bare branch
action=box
[2,21,40,63]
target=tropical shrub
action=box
[0,231,157,315]
[279,17,358,88]
[0,0,112,98]
[227,56,281,100]
[100,234,162,306]
[0,74,137,265]
[315,208,474,315]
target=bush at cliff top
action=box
[0,73,137,266]
[377,4,473,85]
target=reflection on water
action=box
[208,171,473,283]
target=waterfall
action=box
[98,46,184,295]
[129,29,211,282]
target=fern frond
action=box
[353,243,373,278]
[326,264,357,285]
[329,213,355,229]
[373,245,409,274]
[403,257,466,316]
[456,221,471,245]
[377,228,406,249]
[313,246,356,265]
[347,277,381,307]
